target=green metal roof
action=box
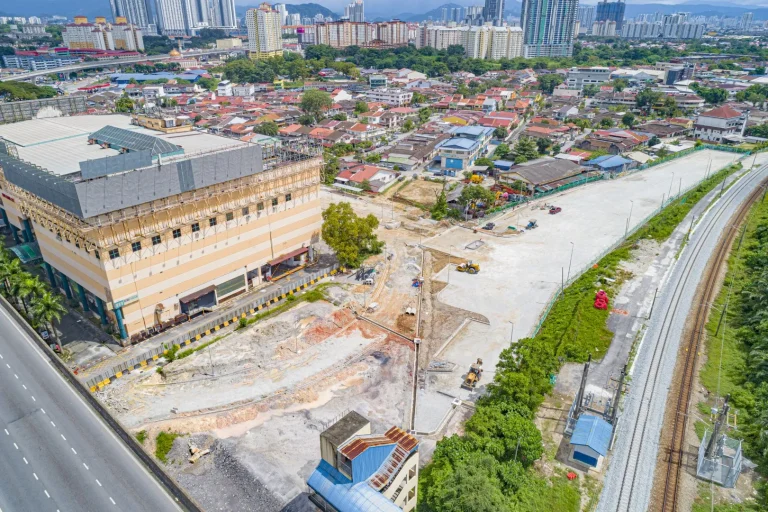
[89,125,182,157]
[10,242,42,264]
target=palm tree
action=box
[31,292,66,344]
[9,273,37,316]
[0,257,22,295]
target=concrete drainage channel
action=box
[0,294,202,512]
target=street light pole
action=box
[668,172,675,199]
[566,242,574,283]
[625,200,634,237]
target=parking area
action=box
[415,149,744,431]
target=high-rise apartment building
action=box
[416,24,522,60]
[155,0,192,35]
[288,13,301,26]
[591,20,616,36]
[521,0,578,57]
[313,20,407,49]
[344,0,365,22]
[595,0,625,31]
[63,16,145,51]
[741,12,753,30]
[274,3,288,25]
[109,0,156,35]
[483,0,505,26]
[246,3,283,59]
[577,5,595,33]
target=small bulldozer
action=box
[456,261,480,274]
[461,358,484,389]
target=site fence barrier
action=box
[85,264,340,391]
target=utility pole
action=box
[648,287,658,320]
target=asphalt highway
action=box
[0,305,181,512]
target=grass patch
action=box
[245,282,333,326]
[155,431,182,463]
[135,430,147,444]
[176,333,229,360]
[694,420,710,441]
[693,483,759,512]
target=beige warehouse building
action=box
[0,114,322,341]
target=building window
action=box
[173,228,182,239]
[271,198,278,207]
[257,202,264,211]
[109,249,120,260]
[131,241,142,253]
[95,251,101,260]
[285,193,292,202]
[209,217,217,227]
[191,223,200,233]
[152,235,162,246]
[242,207,249,216]
[226,212,234,222]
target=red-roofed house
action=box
[335,164,397,193]
[693,105,748,143]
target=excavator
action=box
[462,358,484,389]
[456,261,480,274]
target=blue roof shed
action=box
[586,155,633,172]
[570,415,613,457]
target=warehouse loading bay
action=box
[98,149,754,511]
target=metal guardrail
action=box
[85,264,341,391]
[0,294,202,512]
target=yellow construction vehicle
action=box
[456,261,480,274]
[462,358,484,389]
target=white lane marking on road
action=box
[83,463,89,470]
[44,490,50,498]
[3,429,8,435]
[0,307,184,510]
[95,479,102,487]
[60,434,66,441]
[50,421,55,427]
[33,473,38,480]
[14,374,17,379]
[31,396,35,402]
[22,384,26,389]
[110,497,116,505]
[13,443,18,450]
[41,409,45,414]
[5,364,9,368]
[71,447,77,454]
[0,353,3,358]
[23,457,28,464]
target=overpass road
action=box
[3,49,242,82]
[0,304,182,512]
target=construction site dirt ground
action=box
[415,149,744,432]
[99,286,415,511]
[394,179,445,206]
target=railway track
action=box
[658,174,767,512]
[607,164,768,512]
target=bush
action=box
[136,430,148,444]
[155,431,182,463]
[238,317,247,329]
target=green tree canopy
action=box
[254,121,279,136]
[354,101,369,114]
[493,127,508,139]
[512,137,539,163]
[431,186,449,220]
[538,74,564,94]
[458,185,495,208]
[622,112,636,128]
[300,89,333,121]
[321,202,384,267]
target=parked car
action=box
[483,222,496,230]
[549,206,562,215]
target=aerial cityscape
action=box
[2,0,768,511]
